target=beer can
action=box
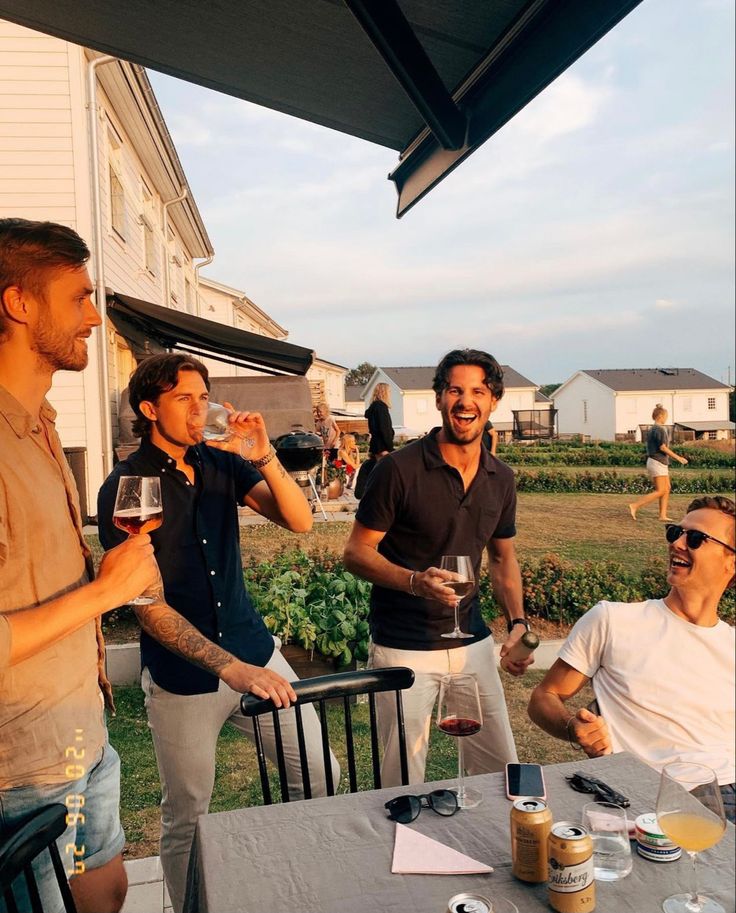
[548,822,596,913]
[446,892,493,913]
[511,797,552,883]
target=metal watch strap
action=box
[248,446,276,470]
[507,617,530,634]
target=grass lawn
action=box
[238,491,708,569]
[110,670,594,859]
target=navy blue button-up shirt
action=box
[98,437,274,695]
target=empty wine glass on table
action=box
[656,761,727,913]
[113,475,163,605]
[439,555,474,639]
[437,672,483,809]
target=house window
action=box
[708,431,717,440]
[140,182,157,275]
[184,280,195,315]
[108,133,126,239]
[707,397,716,410]
[582,400,588,424]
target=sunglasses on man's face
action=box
[384,789,459,823]
[665,524,736,553]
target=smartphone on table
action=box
[505,763,546,800]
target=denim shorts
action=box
[0,741,125,913]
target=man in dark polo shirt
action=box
[344,349,533,786]
[98,354,338,913]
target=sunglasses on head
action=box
[665,524,736,553]
[384,789,459,823]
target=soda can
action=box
[548,822,596,913]
[446,892,493,913]
[511,797,552,883]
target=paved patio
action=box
[122,856,171,913]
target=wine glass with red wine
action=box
[113,475,163,605]
[439,555,474,639]
[437,672,483,808]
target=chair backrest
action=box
[0,803,77,912]
[240,666,415,804]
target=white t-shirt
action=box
[558,599,735,786]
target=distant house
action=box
[345,384,366,414]
[363,365,550,438]
[307,357,348,412]
[553,368,734,441]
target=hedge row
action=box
[514,469,734,494]
[498,442,734,469]
[479,554,733,626]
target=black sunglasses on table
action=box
[566,772,630,808]
[384,789,459,823]
[665,524,736,553]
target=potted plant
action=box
[324,459,347,499]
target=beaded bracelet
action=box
[248,446,276,470]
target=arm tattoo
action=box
[134,604,235,676]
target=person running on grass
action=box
[628,404,688,522]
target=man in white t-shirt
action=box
[528,495,735,822]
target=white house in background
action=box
[195,276,288,378]
[345,384,365,413]
[363,365,547,437]
[553,368,734,441]
[307,358,348,412]
[0,18,313,516]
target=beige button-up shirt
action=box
[0,384,109,788]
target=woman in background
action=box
[365,383,394,460]
[628,404,688,521]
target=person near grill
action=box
[344,348,533,786]
[528,495,735,822]
[97,353,339,913]
[0,218,160,913]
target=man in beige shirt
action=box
[0,218,159,913]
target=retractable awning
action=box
[0,0,643,217]
[107,294,314,376]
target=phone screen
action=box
[506,763,545,798]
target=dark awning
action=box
[0,0,643,217]
[107,294,314,376]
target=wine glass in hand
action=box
[113,475,163,605]
[656,762,727,913]
[439,555,474,639]
[437,672,483,809]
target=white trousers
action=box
[141,642,340,913]
[368,637,518,787]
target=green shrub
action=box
[247,550,734,662]
[514,469,733,494]
[497,441,734,470]
[244,550,370,666]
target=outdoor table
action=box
[183,752,735,913]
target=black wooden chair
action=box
[0,803,77,913]
[240,666,415,804]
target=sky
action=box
[148,0,735,386]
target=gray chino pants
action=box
[141,641,340,913]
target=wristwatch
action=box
[507,618,531,634]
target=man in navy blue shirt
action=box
[98,354,338,913]
[345,349,532,787]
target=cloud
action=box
[515,73,613,142]
[654,298,677,309]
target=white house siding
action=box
[402,391,436,434]
[0,23,105,497]
[614,390,731,440]
[554,374,615,439]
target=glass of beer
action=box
[112,475,163,605]
[656,762,727,913]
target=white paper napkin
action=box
[391,823,493,875]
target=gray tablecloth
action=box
[184,752,735,913]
